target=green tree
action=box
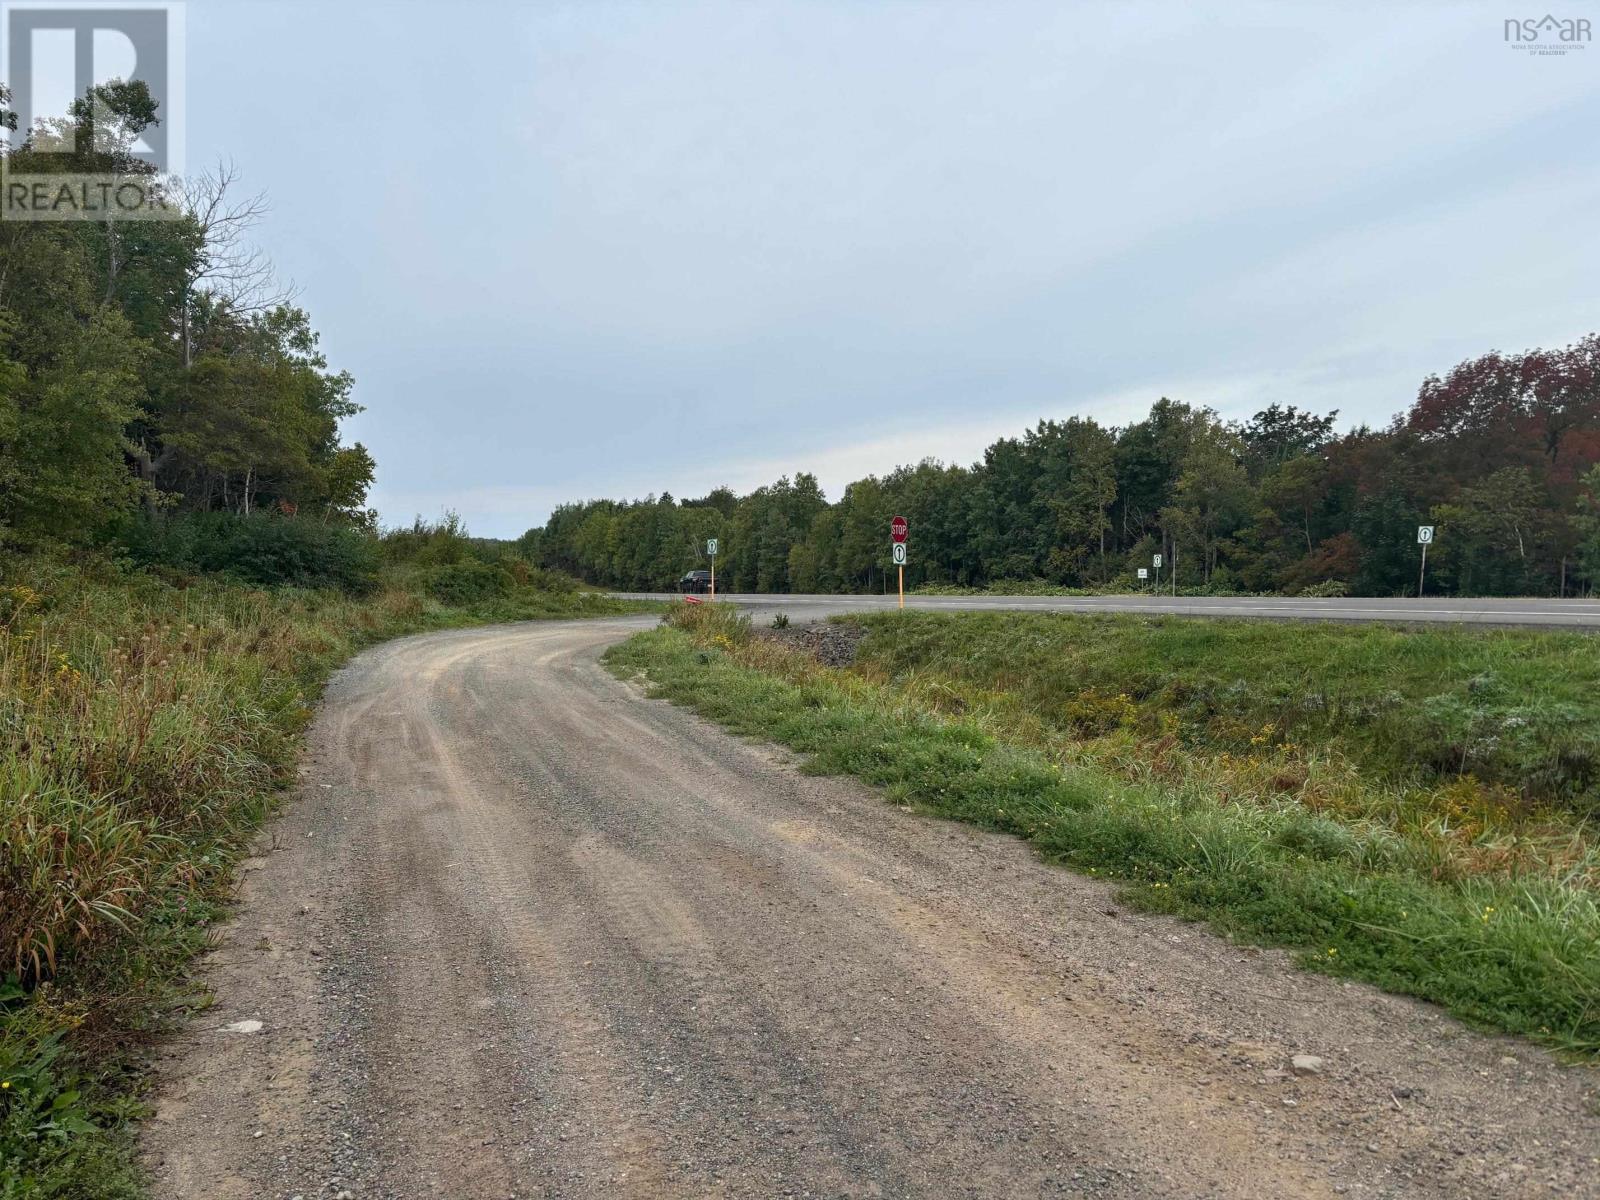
[0,75,369,545]
[1573,466,1600,592]
[1113,398,1203,548]
[1161,424,1254,585]
[1239,404,1337,479]
[1030,418,1117,582]
[1351,480,1426,595]
[1434,467,1546,595]
[1,310,147,542]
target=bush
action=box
[118,513,380,594]
[419,560,515,606]
[377,512,474,567]
[1298,579,1350,598]
[520,565,580,593]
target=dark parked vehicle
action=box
[678,570,712,594]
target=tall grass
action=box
[0,555,653,1198]
[851,612,1600,886]
[3,572,365,993]
[859,611,1600,805]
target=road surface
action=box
[143,618,1600,1199]
[614,592,1600,628]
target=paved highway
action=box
[615,591,1600,628]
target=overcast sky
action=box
[184,1,1600,537]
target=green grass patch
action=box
[0,559,658,1199]
[606,605,1600,1057]
[857,610,1600,820]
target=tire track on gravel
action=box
[143,618,1600,1200]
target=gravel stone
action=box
[1290,1054,1325,1077]
[755,619,868,667]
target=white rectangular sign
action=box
[1153,554,1163,569]
[706,538,719,556]
[892,542,907,565]
[1137,568,1149,580]
[1417,526,1434,545]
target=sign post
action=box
[706,538,719,599]
[1153,552,1163,589]
[890,517,908,610]
[1137,567,1149,590]
[1416,526,1434,597]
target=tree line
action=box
[527,333,1600,597]
[0,79,373,555]
[9,79,1599,600]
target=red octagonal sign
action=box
[890,516,908,544]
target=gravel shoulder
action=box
[141,617,1600,1199]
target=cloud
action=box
[371,370,1395,534]
[192,1,1600,540]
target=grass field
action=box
[0,559,655,1199]
[607,604,1600,1057]
[856,609,1600,821]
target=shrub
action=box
[1062,688,1138,735]
[419,560,515,606]
[377,512,474,566]
[118,513,379,594]
[1299,579,1350,598]
[521,566,580,593]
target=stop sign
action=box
[890,516,908,544]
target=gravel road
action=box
[142,618,1599,1199]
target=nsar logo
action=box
[1503,14,1591,54]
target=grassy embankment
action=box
[0,556,655,1199]
[608,604,1600,1056]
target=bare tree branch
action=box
[179,159,300,315]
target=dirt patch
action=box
[756,618,868,667]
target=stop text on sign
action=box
[890,516,908,544]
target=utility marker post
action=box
[707,538,718,599]
[890,516,909,611]
[1416,526,1434,597]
